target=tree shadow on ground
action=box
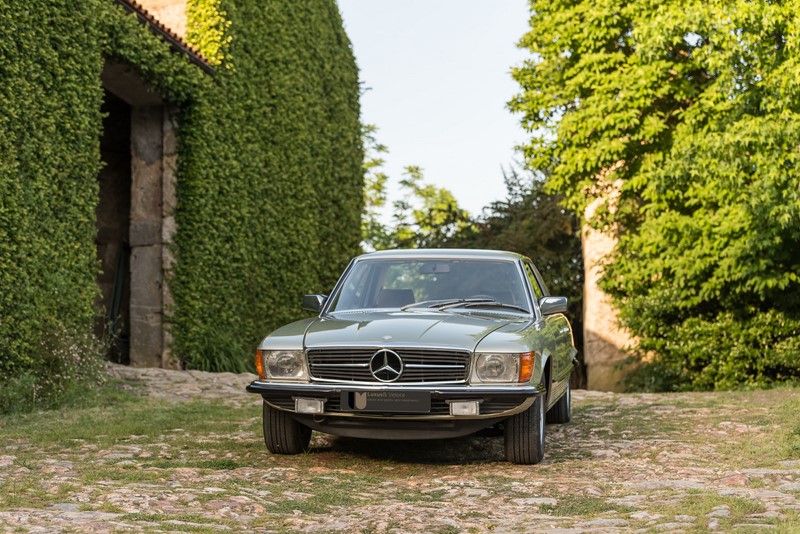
[305,418,588,466]
[310,433,507,465]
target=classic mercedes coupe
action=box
[246,249,577,464]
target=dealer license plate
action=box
[341,391,431,413]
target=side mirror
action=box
[539,296,568,315]
[302,294,327,313]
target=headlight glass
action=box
[259,350,308,381]
[473,353,519,383]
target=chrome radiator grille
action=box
[307,347,469,384]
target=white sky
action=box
[337,0,532,217]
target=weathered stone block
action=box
[129,220,161,247]
[129,245,162,367]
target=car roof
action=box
[355,248,526,262]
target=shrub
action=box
[624,309,800,392]
[0,326,108,414]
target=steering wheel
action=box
[467,294,495,301]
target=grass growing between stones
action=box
[539,495,635,516]
[0,398,249,449]
[707,389,800,468]
[1,385,800,532]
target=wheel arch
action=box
[541,353,553,406]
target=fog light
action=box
[295,398,325,414]
[449,401,480,416]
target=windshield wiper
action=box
[441,300,531,314]
[400,298,494,311]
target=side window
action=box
[524,263,544,300]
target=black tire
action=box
[546,380,571,424]
[262,401,312,455]
[504,394,545,464]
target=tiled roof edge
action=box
[113,0,216,75]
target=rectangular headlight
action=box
[257,350,309,381]
[471,352,535,384]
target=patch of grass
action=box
[13,458,37,470]
[122,513,241,533]
[459,511,487,519]
[787,425,800,459]
[775,511,800,534]
[265,491,352,515]
[394,488,449,504]
[145,458,242,470]
[0,397,251,450]
[80,466,167,485]
[540,495,632,517]
[259,474,385,515]
[97,502,126,514]
[713,393,800,467]
[641,492,768,530]
[0,475,73,509]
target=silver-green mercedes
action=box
[246,249,577,464]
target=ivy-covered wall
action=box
[0,0,363,378]
[174,0,363,370]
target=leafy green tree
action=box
[360,127,474,251]
[469,168,582,301]
[512,0,800,390]
[361,124,393,251]
[391,166,476,249]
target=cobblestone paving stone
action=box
[1,364,799,532]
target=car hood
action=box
[303,310,527,352]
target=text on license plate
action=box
[341,391,431,413]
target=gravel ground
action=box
[0,364,799,533]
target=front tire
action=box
[504,394,545,464]
[262,401,312,454]
[546,380,571,424]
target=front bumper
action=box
[246,380,544,419]
[247,380,546,440]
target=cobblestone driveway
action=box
[1,364,798,532]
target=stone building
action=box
[1,0,363,378]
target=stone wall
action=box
[582,184,636,391]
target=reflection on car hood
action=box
[304,310,524,352]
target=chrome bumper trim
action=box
[246,381,545,421]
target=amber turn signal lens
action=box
[255,350,265,379]
[519,352,534,383]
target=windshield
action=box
[328,258,531,313]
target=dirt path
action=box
[1,364,798,532]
